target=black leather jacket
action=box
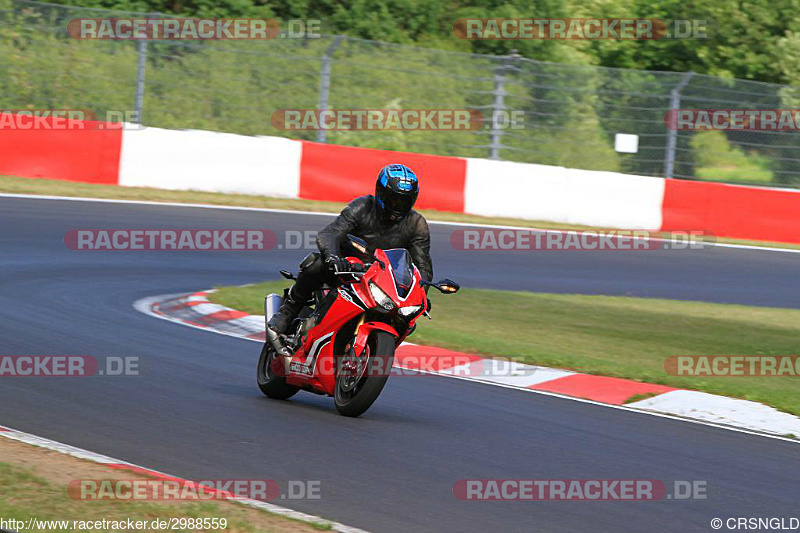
[316,195,433,282]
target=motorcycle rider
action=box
[267,163,433,337]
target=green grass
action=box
[696,166,774,183]
[691,130,776,185]
[2,174,800,250]
[210,281,800,416]
[0,460,331,532]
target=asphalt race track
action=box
[1,195,798,533]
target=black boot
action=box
[267,287,305,335]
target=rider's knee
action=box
[300,252,325,275]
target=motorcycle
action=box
[257,234,460,417]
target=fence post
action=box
[664,71,695,178]
[317,35,344,143]
[133,37,148,124]
[489,51,518,160]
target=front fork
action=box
[351,319,399,357]
[336,316,398,383]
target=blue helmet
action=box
[375,164,419,223]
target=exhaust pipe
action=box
[264,293,283,323]
[264,294,292,357]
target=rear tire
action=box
[334,331,395,417]
[257,342,299,400]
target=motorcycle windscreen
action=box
[385,248,415,298]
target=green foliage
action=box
[691,130,773,183]
[0,7,137,117]
[0,3,617,167]
[516,106,621,171]
[38,0,800,84]
[5,0,800,180]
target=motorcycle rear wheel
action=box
[334,331,395,417]
[257,342,299,400]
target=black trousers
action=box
[289,252,335,303]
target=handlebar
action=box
[336,271,366,276]
[335,262,372,276]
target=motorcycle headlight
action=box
[399,305,422,317]
[369,282,395,311]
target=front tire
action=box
[334,331,395,417]
[257,342,299,400]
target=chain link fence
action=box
[3,0,800,187]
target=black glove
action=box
[324,254,352,274]
[349,261,368,272]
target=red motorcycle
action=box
[257,234,459,417]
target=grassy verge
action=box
[0,437,330,532]
[210,281,800,416]
[1,175,798,250]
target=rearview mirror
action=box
[346,234,371,256]
[423,278,460,294]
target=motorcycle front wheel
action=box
[334,330,395,417]
[257,342,299,400]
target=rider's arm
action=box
[408,215,433,282]
[316,197,367,258]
